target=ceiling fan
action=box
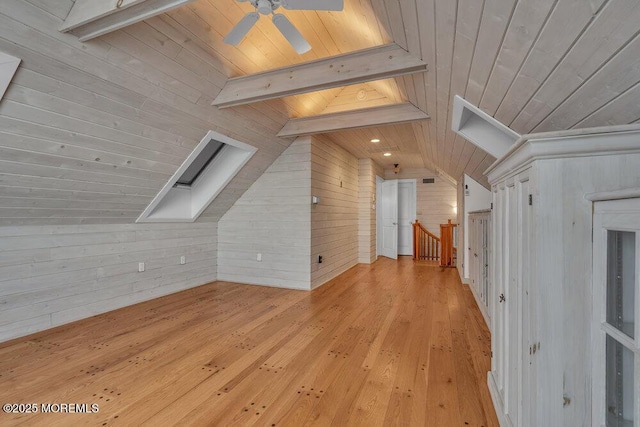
[224,0,344,54]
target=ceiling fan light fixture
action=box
[256,0,273,15]
[224,0,342,53]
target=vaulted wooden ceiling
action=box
[178,0,640,186]
[1,0,640,225]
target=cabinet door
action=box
[482,216,491,310]
[593,198,640,427]
[491,184,507,398]
[470,217,477,290]
[517,175,535,427]
[490,172,534,427]
[505,182,519,424]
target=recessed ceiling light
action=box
[383,152,391,157]
[371,138,380,143]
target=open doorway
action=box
[376,177,416,259]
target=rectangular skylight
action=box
[451,95,520,159]
[175,139,225,186]
[0,51,20,100]
[137,130,257,222]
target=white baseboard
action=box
[488,371,513,427]
[468,282,490,329]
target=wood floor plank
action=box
[0,258,497,426]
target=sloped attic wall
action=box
[0,1,293,341]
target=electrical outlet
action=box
[257,253,262,262]
[138,262,145,272]
[180,256,186,265]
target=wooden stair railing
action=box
[440,219,458,267]
[413,220,440,261]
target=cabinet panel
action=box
[517,176,535,427]
[492,185,507,398]
[469,210,492,324]
[490,169,534,427]
[506,182,519,424]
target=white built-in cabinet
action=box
[485,124,640,427]
[468,209,491,325]
[592,198,640,427]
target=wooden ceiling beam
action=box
[60,0,194,41]
[213,44,427,108]
[277,103,429,137]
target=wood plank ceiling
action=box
[1,0,640,225]
[183,0,640,186]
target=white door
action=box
[397,180,416,256]
[592,198,640,427]
[380,179,398,259]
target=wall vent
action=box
[422,178,436,184]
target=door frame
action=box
[397,179,417,256]
[379,179,399,259]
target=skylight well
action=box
[137,130,257,222]
[451,95,520,159]
[0,51,20,100]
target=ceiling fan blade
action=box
[223,12,260,45]
[272,13,311,54]
[281,0,343,11]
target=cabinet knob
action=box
[499,293,506,303]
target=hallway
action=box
[0,257,497,426]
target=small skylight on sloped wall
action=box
[0,52,20,100]
[452,95,520,159]
[137,130,257,223]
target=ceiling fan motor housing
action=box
[256,0,280,14]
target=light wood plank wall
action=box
[0,1,298,342]
[311,136,359,288]
[384,168,457,238]
[358,158,383,264]
[217,138,312,290]
[218,136,370,290]
[0,223,217,343]
[0,0,293,227]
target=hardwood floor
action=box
[0,257,497,426]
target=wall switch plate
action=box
[257,253,262,262]
[138,262,145,272]
[180,256,186,265]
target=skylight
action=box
[451,95,520,159]
[175,139,225,187]
[137,130,257,222]
[0,51,20,100]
